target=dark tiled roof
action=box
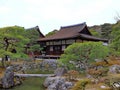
[80,34,108,42]
[38,22,108,42]
[38,22,87,41]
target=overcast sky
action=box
[0,0,120,34]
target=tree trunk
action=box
[4,37,9,62]
[1,58,5,67]
[5,55,8,61]
[30,51,35,61]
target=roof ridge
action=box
[60,22,86,29]
[26,26,39,30]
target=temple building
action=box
[37,22,108,59]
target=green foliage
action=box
[90,29,101,37]
[0,26,29,63]
[29,44,42,52]
[25,27,42,53]
[59,42,109,70]
[71,79,90,90]
[25,28,40,43]
[45,29,58,37]
[89,23,112,39]
[110,22,120,55]
[101,23,112,39]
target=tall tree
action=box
[90,29,101,37]
[0,26,29,67]
[25,27,41,44]
[45,29,58,37]
[110,22,120,55]
[114,12,120,22]
[101,23,112,39]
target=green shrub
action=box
[71,79,90,90]
[59,42,109,71]
[87,68,108,79]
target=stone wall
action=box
[12,59,58,73]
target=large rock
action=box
[14,76,22,86]
[109,65,120,74]
[44,76,73,90]
[40,59,57,70]
[2,66,14,88]
[54,68,67,76]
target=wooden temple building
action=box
[25,26,45,57]
[37,22,108,59]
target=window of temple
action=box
[50,46,53,51]
[62,45,66,51]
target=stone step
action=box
[14,74,55,77]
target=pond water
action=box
[12,77,46,90]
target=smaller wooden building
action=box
[25,26,45,57]
[37,22,108,58]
